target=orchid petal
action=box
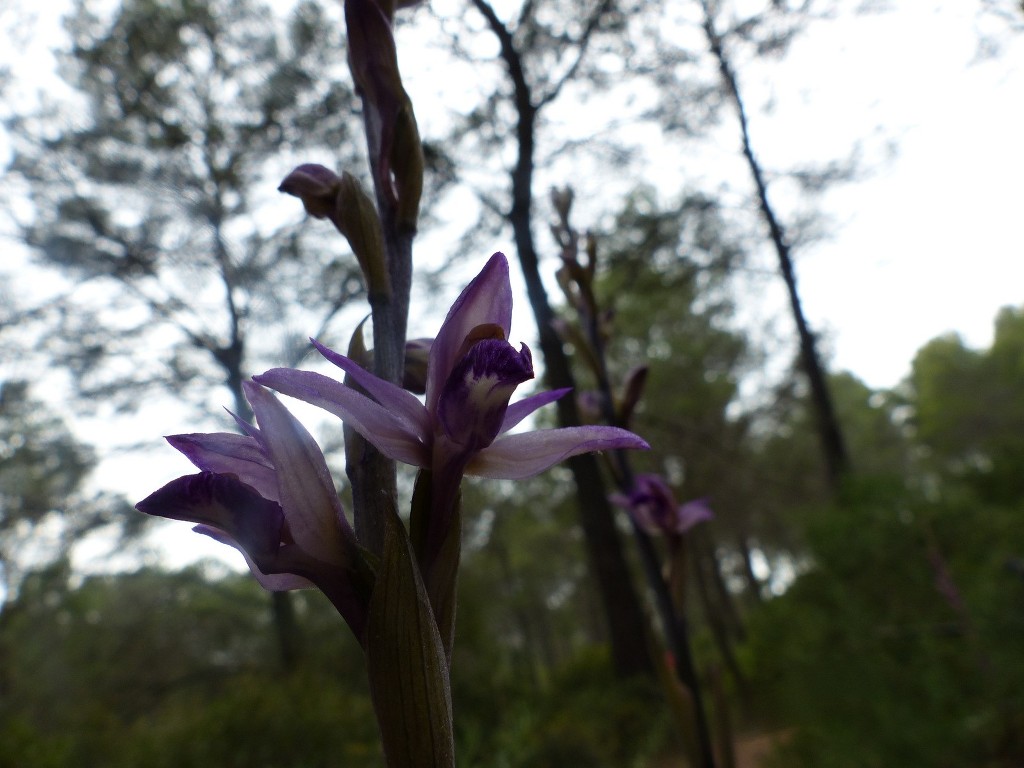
[243,381,348,563]
[194,524,315,591]
[310,338,429,433]
[278,163,341,219]
[427,253,513,414]
[166,433,278,501]
[255,368,430,468]
[135,472,284,560]
[227,409,263,442]
[466,426,649,479]
[500,387,571,433]
[676,498,714,534]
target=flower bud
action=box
[403,337,432,394]
[278,163,341,219]
[550,186,574,222]
[335,172,390,297]
[345,0,423,230]
[618,365,648,426]
[280,165,390,298]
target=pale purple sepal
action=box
[426,252,513,415]
[253,367,430,467]
[501,387,571,432]
[243,381,349,564]
[166,432,278,501]
[136,472,284,562]
[195,524,314,591]
[677,499,714,533]
[466,426,650,480]
[310,338,430,433]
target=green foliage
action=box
[909,306,1024,503]
[451,640,670,768]
[747,477,1024,767]
[114,671,380,768]
[736,305,1024,765]
[0,564,381,768]
[0,558,674,768]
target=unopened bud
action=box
[555,264,578,306]
[550,186,574,222]
[279,164,341,219]
[403,337,432,394]
[280,165,390,298]
[336,172,390,297]
[345,0,423,230]
[618,365,648,427]
[391,106,424,231]
[346,318,373,369]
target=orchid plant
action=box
[134,1,652,763]
[137,248,647,765]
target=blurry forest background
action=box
[1,0,1023,766]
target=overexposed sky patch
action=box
[773,3,1024,386]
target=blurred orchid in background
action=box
[612,473,713,538]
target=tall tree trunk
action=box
[470,0,652,678]
[701,2,850,490]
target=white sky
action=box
[783,4,1024,388]
[2,0,1023,568]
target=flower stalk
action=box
[551,188,719,768]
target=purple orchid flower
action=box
[254,252,649,548]
[611,474,713,537]
[135,381,368,637]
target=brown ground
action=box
[655,729,792,768]
[732,729,789,767]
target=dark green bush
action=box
[747,478,1024,767]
